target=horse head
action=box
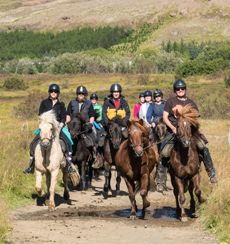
[127,119,150,157]
[155,116,167,141]
[38,110,58,149]
[69,113,86,139]
[108,115,124,149]
[175,105,200,148]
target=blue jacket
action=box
[147,101,166,124]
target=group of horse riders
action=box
[23,79,219,192]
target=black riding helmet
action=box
[110,83,122,93]
[76,85,88,95]
[90,93,98,100]
[173,80,187,92]
[139,93,145,98]
[144,90,152,97]
[153,89,163,98]
[48,84,60,93]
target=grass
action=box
[0,73,230,242]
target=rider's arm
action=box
[163,111,177,134]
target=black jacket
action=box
[39,98,66,124]
[102,94,130,126]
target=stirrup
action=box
[23,165,34,175]
[68,164,76,175]
[209,174,219,185]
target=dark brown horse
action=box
[169,105,205,222]
[69,113,94,191]
[154,116,167,154]
[103,115,125,195]
[115,119,158,219]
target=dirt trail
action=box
[7,170,218,244]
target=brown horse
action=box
[154,116,167,154]
[169,105,205,222]
[115,119,158,219]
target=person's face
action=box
[175,87,186,98]
[140,97,145,103]
[91,98,97,105]
[145,96,152,102]
[112,92,120,99]
[155,96,162,102]
[77,93,86,100]
[49,90,58,99]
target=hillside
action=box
[1,0,230,48]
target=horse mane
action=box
[39,110,59,139]
[177,104,200,129]
[71,112,87,123]
[129,119,150,139]
[110,115,126,127]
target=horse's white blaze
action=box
[184,121,186,126]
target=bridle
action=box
[128,134,144,157]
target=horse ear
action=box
[139,118,144,126]
[156,118,160,124]
[175,109,180,118]
[38,116,42,123]
[126,119,131,128]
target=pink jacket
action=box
[133,103,142,119]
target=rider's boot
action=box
[200,147,218,184]
[66,152,76,175]
[23,155,35,174]
[155,156,168,193]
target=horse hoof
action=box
[81,191,86,194]
[144,201,150,209]
[116,190,120,195]
[64,192,70,201]
[45,199,50,206]
[130,215,137,220]
[181,216,188,222]
[103,187,109,194]
[48,206,55,212]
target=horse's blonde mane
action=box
[39,110,59,139]
[178,104,200,129]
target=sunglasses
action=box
[175,87,186,91]
[78,93,85,95]
[50,90,58,93]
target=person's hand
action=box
[151,122,156,128]
[172,126,177,134]
[58,127,62,133]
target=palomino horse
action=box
[169,105,205,222]
[35,110,78,211]
[103,115,124,195]
[69,113,94,191]
[115,119,158,219]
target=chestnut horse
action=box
[169,105,205,222]
[115,119,158,219]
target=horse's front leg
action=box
[35,170,46,198]
[140,172,150,211]
[115,170,121,195]
[103,161,111,193]
[48,169,59,211]
[62,167,70,201]
[45,171,51,206]
[81,161,87,192]
[192,174,206,204]
[124,177,137,219]
[175,177,187,222]
[170,173,180,215]
[188,180,195,214]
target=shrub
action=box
[3,77,28,90]
[137,74,149,85]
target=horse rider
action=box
[133,92,145,119]
[155,79,219,193]
[90,93,102,124]
[147,89,166,128]
[101,83,130,142]
[66,85,97,160]
[23,84,76,175]
[138,90,152,125]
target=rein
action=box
[142,133,174,150]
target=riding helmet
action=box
[144,90,152,97]
[173,80,187,92]
[139,93,145,98]
[110,83,122,93]
[90,93,98,100]
[48,84,60,93]
[153,89,163,98]
[76,85,88,95]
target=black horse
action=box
[103,115,126,195]
[69,113,94,191]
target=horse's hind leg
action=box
[62,167,70,201]
[192,174,206,204]
[35,170,46,198]
[188,180,195,214]
[48,169,59,211]
[103,162,111,193]
[170,174,180,216]
[124,178,137,219]
[115,170,121,195]
[81,161,87,192]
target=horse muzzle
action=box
[182,139,191,148]
[40,140,51,149]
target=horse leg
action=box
[81,161,87,192]
[48,169,59,211]
[140,173,150,210]
[170,174,180,215]
[115,170,121,195]
[103,162,111,193]
[124,177,137,219]
[188,180,195,214]
[192,174,206,204]
[176,178,187,222]
[35,170,46,198]
[62,167,70,201]
[88,161,93,188]
[45,171,51,206]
